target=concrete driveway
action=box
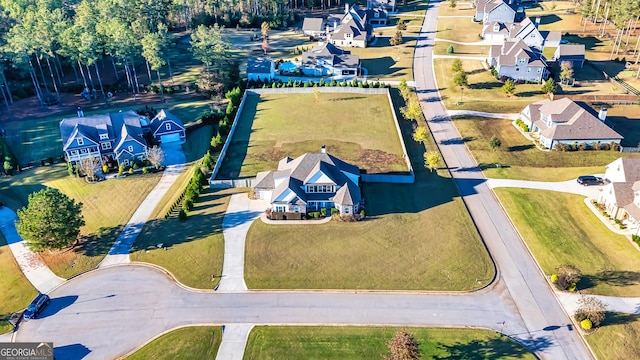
[486,178,603,198]
[160,141,186,166]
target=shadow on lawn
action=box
[580,270,640,290]
[216,95,260,179]
[434,335,544,359]
[602,312,640,326]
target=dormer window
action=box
[99,134,108,140]
[77,138,84,146]
[128,145,134,152]
[165,123,171,130]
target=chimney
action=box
[345,3,349,14]
[77,107,84,118]
[334,22,337,33]
[321,144,326,153]
[598,108,608,122]
[326,24,329,37]
[535,17,541,29]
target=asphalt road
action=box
[412,1,593,359]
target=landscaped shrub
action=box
[132,163,139,170]
[610,142,621,151]
[118,165,124,176]
[183,198,194,211]
[142,167,149,174]
[550,274,558,283]
[320,208,327,217]
[331,208,339,215]
[578,142,588,151]
[178,208,188,221]
[102,165,108,173]
[202,151,214,170]
[359,209,365,216]
[554,264,581,291]
[580,319,592,330]
[633,234,640,246]
[447,45,454,53]
[128,168,134,175]
[67,163,75,176]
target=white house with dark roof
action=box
[482,17,545,48]
[327,4,372,48]
[488,39,548,82]
[253,146,362,215]
[301,43,360,76]
[553,44,586,69]
[247,57,275,82]
[598,158,640,233]
[60,110,150,167]
[475,0,519,23]
[519,98,623,149]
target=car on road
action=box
[23,293,50,319]
[577,175,603,186]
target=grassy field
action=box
[131,187,239,289]
[452,117,638,180]
[126,326,222,360]
[436,16,483,43]
[585,312,640,360]
[218,93,407,178]
[350,38,416,81]
[434,42,487,56]
[243,88,493,291]
[438,3,476,17]
[495,189,640,296]
[244,326,536,359]
[37,168,163,278]
[0,232,38,334]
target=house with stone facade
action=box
[253,146,362,216]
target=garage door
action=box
[160,133,181,143]
[259,191,272,201]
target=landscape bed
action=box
[217,92,409,179]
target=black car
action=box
[23,293,50,319]
[577,176,603,186]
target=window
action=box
[123,159,129,166]
[101,142,112,150]
[128,145,134,152]
[77,138,84,146]
[527,68,531,73]
[99,134,108,140]
[165,123,171,130]
[70,150,78,156]
[344,207,350,214]
[537,68,541,73]
[80,148,88,154]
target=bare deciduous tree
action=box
[574,296,607,327]
[385,330,421,360]
[78,157,100,181]
[147,146,165,169]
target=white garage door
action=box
[259,191,272,201]
[160,133,181,143]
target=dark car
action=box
[577,176,603,186]
[23,293,50,319]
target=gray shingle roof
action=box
[302,18,324,32]
[492,39,545,67]
[557,44,585,57]
[302,43,360,69]
[60,110,146,151]
[247,57,273,74]
[150,109,184,133]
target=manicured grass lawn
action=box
[495,189,640,296]
[218,93,407,178]
[438,4,476,17]
[0,232,38,334]
[350,38,416,81]
[585,312,640,360]
[36,167,163,278]
[452,117,638,180]
[131,187,239,289]
[434,42,487,55]
[245,173,493,290]
[244,326,536,359]
[182,125,214,162]
[436,16,483,43]
[126,326,222,360]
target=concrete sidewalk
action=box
[215,324,254,360]
[99,163,186,267]
[557,292,640,315]
[216,194,268,292]
[447,110,519,120]
[486,178,602,198]
[0,207,65,294]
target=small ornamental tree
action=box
[413,126,428,142]
[398,80,411,101]
[385,330,421,360]
[489,136,501,151]
[574,296,606,327]
[17,188,85,252]
[401,98,423,122]
[450,0,457,8]
[453,71,468,88]
[542,78,557,94]
[446,45,454,53]
[147,145,165,169]
[555,264,582,291]
[451,59,463,73]
[396,20,407,31]
[390,31,404,46]
[78,157,100,181]
[424,151,442,172]
[560,61,574,84]
[502,79,516,96]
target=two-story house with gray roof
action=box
[488,39,548,82]
[519,98,623,149]
[475,0,519,23]
[598,157,640,234]
[482,17,545,48]
[301,43,360,76]
[327,4,372,48]
[60,110,150,167]
[253,146,362,215]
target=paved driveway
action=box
[487,178,603,198]
[161,141,186,166]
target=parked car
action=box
[23,293,50,319]
[577,175,603,186]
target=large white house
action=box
[253,146,362,216]
[598,158,640,234]
[519,98,623,149]
[301,43,360,77]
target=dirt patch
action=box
[358,149,407,174]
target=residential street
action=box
[412,0,593,358]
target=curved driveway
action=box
[413,1,592,358]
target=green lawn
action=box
[244,327,536,360]
[495,189,640,296]
[130,187,239,289]
[126,326,222,360]
[0,232,38,334]
[436,16,483,43]
[452,117,638,181]
[438,3,476,17]
[350,38,416,81]
[182,125,214,162]
[585,312,640,360]
[434,42,487,56]
[218,93,407,178]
